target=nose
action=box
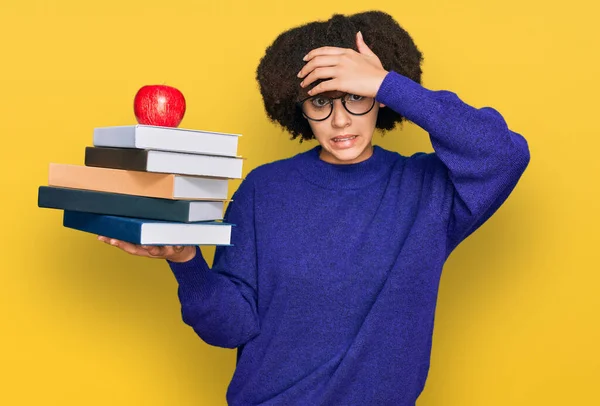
[330,98,351,129]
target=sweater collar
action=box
[294,145,398,190]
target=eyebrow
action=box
[321,91,344,97]
[298,89,343,100]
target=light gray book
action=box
[93,125,240,157]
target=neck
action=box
[294,145,399,190]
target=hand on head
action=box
[297,31,389,100]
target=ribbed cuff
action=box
[167,245,210,294]
[375,70,440,126]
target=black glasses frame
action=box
[296,94,376,122]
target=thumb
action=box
[356,31,375,56]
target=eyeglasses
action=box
[297,93,376,122]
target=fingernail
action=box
[303,55,308,61]
[297,71,302,78]
[300,81,304,87]
[358,31,363,39]
[110,239,117,246]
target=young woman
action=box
[99,11,530,405]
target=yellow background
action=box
[1,0,598,404]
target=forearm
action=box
[376,71,530,249]
[376,71,530,193]
[168,246,260,348]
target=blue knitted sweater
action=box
[168,71,530,405]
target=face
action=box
[303,91,381,165]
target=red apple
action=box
[133,84,186,127]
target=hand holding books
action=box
[97,236,197,262]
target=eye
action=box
[310,97,330,108]
[347,94,364,102]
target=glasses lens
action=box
[343,94,375,115]
[301,96,332,120]
[301,94,375,120]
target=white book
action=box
[93,125,240,157]
[145,150,244,179]
[139,221,232,245]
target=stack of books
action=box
[37,124,243,246]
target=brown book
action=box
[47,163,229,200]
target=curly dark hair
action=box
[255,10,424,142]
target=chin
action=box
[323,143,373,164]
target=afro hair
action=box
[256,10,424,142]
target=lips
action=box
[332,134,357,142]
[328,134,359,151]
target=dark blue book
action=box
[63,210,233,246]
[38,186,224,222]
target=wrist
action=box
[167,246,197,263]
[371,69,389,98]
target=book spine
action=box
[48,164,176,199]
[85,147,149,171]
[38,186,193,222]
[63,211,143,245]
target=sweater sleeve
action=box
[375,71,530,255]
[166,175,260,348]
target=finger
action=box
[356,31,376,56]
[142,245,168,257]
[301,67,338,88]
[298,55,340,78]
[99,235,117,245]
[307,79,341,96]
[303,47,347,61]
[110,239,147,256]
[173,246,185,253]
